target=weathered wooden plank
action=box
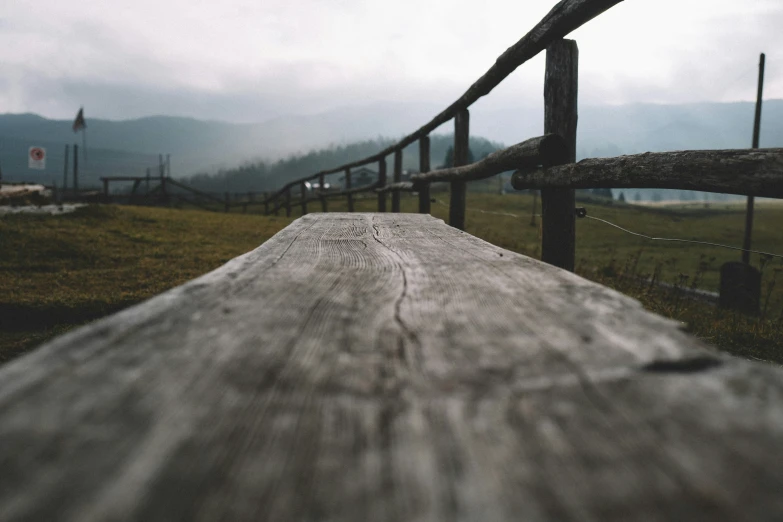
[511,148,783,197]
[1,213,782,521]
[542,38,577,272]
[412,134,567,184]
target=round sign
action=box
[30,147,45,161]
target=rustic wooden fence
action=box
[258,0,783,273]
[99,176,284,213]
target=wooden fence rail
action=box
[412,134,567,184]
[254,0,781,273]
[100,0,777,274]
[259,0,626,237]
[511,148,783,197]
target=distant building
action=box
[303,180,331,192]
[338,167,377,189]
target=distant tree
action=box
[618,191,626,202]
[442,146,453,169]
[591,188,613,199]
[440,145,475,168]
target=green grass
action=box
[4,195,782,365]
[0,205,292,363]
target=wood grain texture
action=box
[411,134,567,184]
[542,39,577,272]
[511,148,783,197]
[1,213,782,522]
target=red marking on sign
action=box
[30,148,45,160]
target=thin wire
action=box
[584,215,783,260]
[433,197,783,260]
[434,198,523,219]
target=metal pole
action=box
[73,144,79,192]
[742,53,765,265]
[63,144,69,191]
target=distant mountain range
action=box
[1,100,781,185]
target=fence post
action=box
[392,149,403,213]
[541,39,578,272]
[300,181,308,215]
[345,168,354,212]
[450,109,469,230]
[319,174,328,212]
[418,136,431,214]
[742,52,765,265]
[378,158,387,212]
[285,187,291,217]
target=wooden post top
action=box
[1,213,782,521]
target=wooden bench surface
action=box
[1,213,782,521]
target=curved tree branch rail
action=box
[256,0,783,273]
[511,148,783,198]
[261,0,624,212]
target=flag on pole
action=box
[72,107,87,162]
[72,108,86,133]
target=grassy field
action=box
[3,194,782,365]
[0,205,292,363]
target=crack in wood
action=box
[640,357,724,375]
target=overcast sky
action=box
[2,0,781,123]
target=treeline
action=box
[180,135,505,193]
